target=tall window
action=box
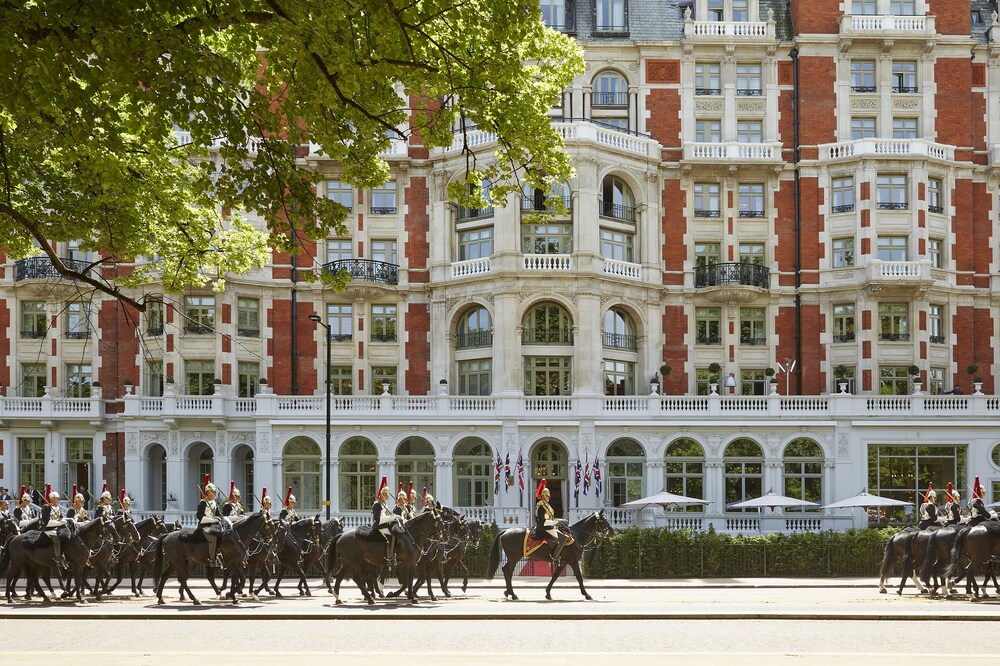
[21,363,45,397]
[146,300,164,335]
[929,367,945,395]
[326,304,353,341]
[737,121,763,144]
[851,117,877,139]
[237,297,260,337]
[927,238,943,268]
[66,363,92,398]
[739,308,765,345]
[330,366,353,395]
[695,63,721,95]
[237,361,259,398]
[603,309,636,350]
[282,437,322,511]
[19,438,45,492]
[852,0,877,14]
[738,183,765,217]
[370,181,397,214]
[454,439,493,506]
[695,368,715,395]
[850,61,876,92]
[458,307,492,348]
[892,118,918,139]
[740,369,768,396]
[832,237,855,267]
[593,71,628,106]
[892,61,918,93]
[371,304,397,342]
[739,243,764,265]
[724,439,764,510]
[694,183,721,217]
[326,239,352,262]
[832,177,855,213]
[66,437,94,494]
[522,303,573,344]
[695,242,721,268]
[594,0,626,31]
[783,439,823,509]
[600,176,635,222]
[372,366,398,394]
[540,0,567,30]
[732,0,749,20]
[21,301,47,338]
[665,438,704,511]
[696,119,721,143]
[339,438,377,511]
[185,360,215,395]
[371,240,398,265]
[603,360,635,396]
[878,303,909,341]
[927,177,943,214]
[928,304,945,344]
[607,439,644,506]
[832,365,857,394]
[696,307,722,345]
[879,365,911,395]
[458,228,493,261]
[458,359,492,396]
[600,229,634,262]
[66,302,90,339]
[147,360,164,397]
[736,64,761,95]
[877,175,908,209]
[326,179,353,211]
[890,0,915,15]
[523,356,571,395]
[184,296,215,334]
[396,438,435,500]
[707,0,723,20]
[833,304,856,343]
[877,236,908,262]
[521,223,572,254]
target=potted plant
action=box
[123,378,135,395]
[438,378,449,395]
[908,364,922,394]
[765,367,776,382]
[656,364,671,395]
[707,362,721,395]
[834,364,849,394]
[968,364,983,394]
[166,491,179,511]
[649,374,660,395]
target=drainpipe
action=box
[290,146,300,394]
[790,47,803,394]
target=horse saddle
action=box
[523,531,574,557]
[177,527,207,544]
[357,524,381,541]
[20,530,50,550]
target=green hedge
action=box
[582,526,900,578]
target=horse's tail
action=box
[878,534,896,579]
[485,531,502,580]
[943,526,970,580]
[919,534,936,583]
[152,534,166,591]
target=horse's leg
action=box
[502,547,518,601]
[297,564,311,597]
[334,567,346,605]
[274,563,286,598]
[179,561,199,606]
[569,559,592,600]
[544,561,566,601]
[460,560,470,593]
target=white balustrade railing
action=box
[822,138,953,162]
[552,121,659,158]
[0,395,102,419]
[875,260,922,279]
[455,506,496,523]
[725,517,761,532]
[522,254,572,271]
[451,257,492,278]
[685,20,773,39]
[449,129,497,151]
[841,14,932,34]
[603,258,641,280]
[785,517,824,532]
[684,142,782,162]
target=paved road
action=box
[3,578,996,661]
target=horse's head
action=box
[465,519,484,548]
[121,517,141,544]
[594,509,615,539]
[152,515,169,536]
[323,517,344,544]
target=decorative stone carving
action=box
[694,99,725,112]
[627,62,638,73]
[258,430,271,455]
[851,97,879,111]
[168,430,179,456]
[126,432,138,456]
[837,434,849,458]
[228,432,256,452]
[645,59,679,84]
[141,431,167,451]
[705,432,725,457]
[735,100,765,114]
[892,97,920,110]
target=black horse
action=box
[487,509,614,601]
[4,517,111,603]
[442,517,484,596]
[273,516,322,597]
[385,510,445,603]
[944,521,1000,599]
[877,528,923,594]
[108,516,169,596]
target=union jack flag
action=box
[593,455,602,496]
[504,452,513,493]
[583,453,591,495]
[494,453,502,495]
[516,450,525,492]
[574,457,582,503]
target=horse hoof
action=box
[336,599,344,605]
[511,594,518,601]
[878,589,886,594]
[585,594,593,601]
[157,599,165,605]
[193,600,202,606]
[545,594,552,601]
[251,595,259,602]
[367,599,375,606]
[411,598,420,605]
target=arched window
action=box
[603,309,636,350]
[147,444,166,511]
[522,303,573,345]
[783,438,823,509]
[283,437,322,511]
[454,438,493,507]
[606,439,644,506]
[397,437,435,498]
[532,441,568,515]
[522,180,572,213]
[724,438,763,511]
[457,178,493,221]
[665,438,705,512]
[457,307,492,349]
[593,71,628,106]
[186,442,213,511]
[339,437,377,511]
[600,176,635,222]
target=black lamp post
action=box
[308,314,332,520]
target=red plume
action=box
[407,482,414,498]
[422,486,428,501]
[398,481,403,494]
[922,481,934,502]
[229,480,236,502]
[71,484,77,500]
[261,488,268,504]
[45,484,51,500]
[377,476,387,498]
[120,488,127,506]
[284,486,293,508]
[102,482,108,495]
[535,478,548,500]
[202,473,210,493]
[974,476,983,499]
[19,485,26,500]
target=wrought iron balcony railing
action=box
[832,334,856,343]
[14,257,91,281]
[694,262,770,289]
[602,332,637,351]
[599,199,635,222]
[456,330,493,349]
[929,335,946,344]
[521,328,573,345]
[878,332,910,342]
[832,204,855,214]
[592,91,628,107]
[322,259,399,286]
[521,195,572,213]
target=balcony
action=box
[599,199,635,222]
[864,260,934,297]
[456,330,493,349]
[521,328,573,345]
[322,258,398,286]
[603,257,641,280]
[602,332,637,351]
[695,263,769,304]
[820,138,954,162]
[523,254,571,271]
[14,257,90,282]
[0,392,104,425]
[521,195,572,214]
[682,142,783,164]
[684,19,775,41]
[457,205,494,221]
[838,13,936,40]
[591,91,628,108]
[451,257,492,278]
[552,120,660,159]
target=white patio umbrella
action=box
[727,489,819,511]
[822,489,910,510]
[622,490,711,510]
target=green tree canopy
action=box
[0,0,582,309]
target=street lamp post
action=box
[308,314,332,520]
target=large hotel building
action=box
[2,0,999,532]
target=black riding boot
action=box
[207,533,223,567]
[51,533,68,569]
[550,533,569,566]
[387,534,397,568]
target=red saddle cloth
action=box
[523,531,574,557]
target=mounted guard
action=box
[279,487,298,522]
[223,482,245,518]
[260,487,272,517]
[120,489,133,517]
[197,475,225,567]
[39,484,69,569]
[13,486,35,528]
[943,483,961,525]
[393,487,407,517]
[421,487,435,512]
[372,476,401,567]
[94,483,115,521]
[69,484,89,522]
[918,483,937,529]
[534,479,569,565]
[968,476,990,526]
[405,483,418,519]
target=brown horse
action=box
[487,510,614,601]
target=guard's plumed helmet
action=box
[926,490,937,501]
[204,483,218,494]
[19,485,29,504]
[261,487,271,509]
[284,487,296,508]
[377,476,389,499]
[397,490,407,502]
[48,490,60,501]
[100,482,112,501]
[423,493,434,505]
[953,491,961,502]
